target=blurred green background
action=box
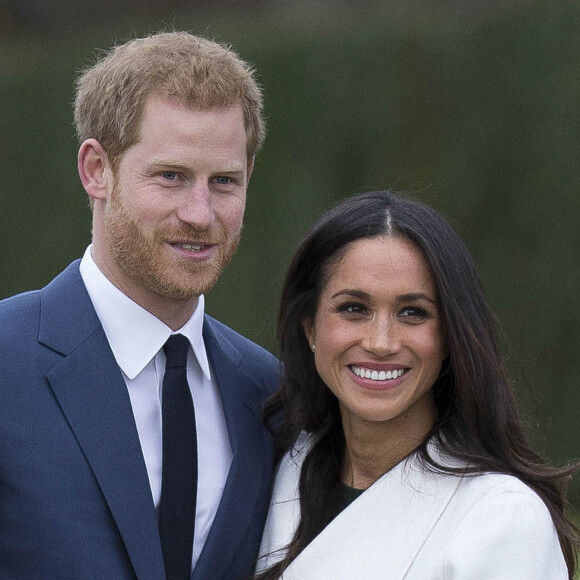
[1,0,579,512]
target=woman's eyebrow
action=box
[396,293,437,305]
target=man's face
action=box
[95,97,250,311]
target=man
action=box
[0,32,278,579]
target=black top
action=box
[341,483,365,508]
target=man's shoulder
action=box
[0,261,84,339]
[204,314,279,374]
[0,288,42,329]
[204,314,272,353]
[0,288,45,371]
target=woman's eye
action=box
[400,306,428,320]
[337,302,367,315]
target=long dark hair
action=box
[258,191,578,578]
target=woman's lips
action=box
[349,363,409,388]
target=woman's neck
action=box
[340,404,435,489]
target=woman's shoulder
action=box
[458,469,543,495]
[452,469,553,525]
[436,472,567,578]
[409,453,567,578]
[423,442,552,516]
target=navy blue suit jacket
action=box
[0,261,279,579]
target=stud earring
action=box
[310,344,316,352]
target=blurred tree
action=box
[1,0,578,505]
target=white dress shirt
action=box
[79,245,232,572]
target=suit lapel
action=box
[193,317,269,579]
[40,262,165,580]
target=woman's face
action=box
[304,236,446,436]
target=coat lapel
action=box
[267,440,462,579]
[193,317,270,579]
[39,262,165,580]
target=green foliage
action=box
[1,2,579,502]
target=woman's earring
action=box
[310,344,316,352]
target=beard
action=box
[103,183,242,302]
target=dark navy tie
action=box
[158,334,197,580]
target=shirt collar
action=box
[79,245,211,380]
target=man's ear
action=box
[78,139,112,201]
[247,156,255,184]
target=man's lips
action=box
[168,241,217,258]
[172,242,210,252]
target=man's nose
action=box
[176,182,213,231]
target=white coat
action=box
[257,435,568,579]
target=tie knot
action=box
[163,334,190,369]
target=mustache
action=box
[155,225,229,245]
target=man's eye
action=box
[161,172,178,181]
[215,176,231,185]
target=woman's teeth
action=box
[351,366,405,381]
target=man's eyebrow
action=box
[148,160,188,170]
[148,160,247,173]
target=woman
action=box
[255,191,578,579]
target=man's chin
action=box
[148,272,222,302]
